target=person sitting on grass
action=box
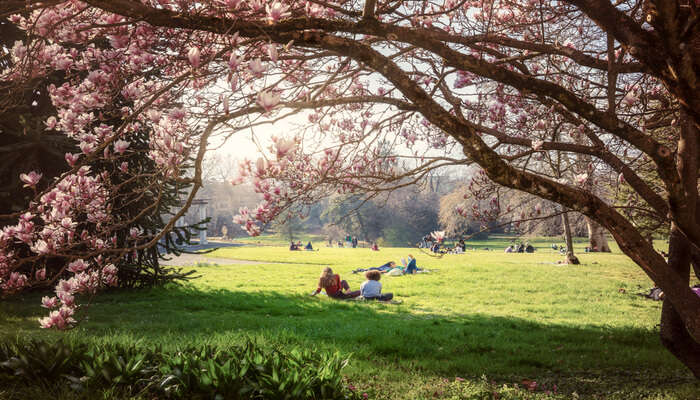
[305,241,314,250]
[353,261,396,274]
[360,270,393,301]
[290,241,300,251]
[371,243,379,251]
[403,254,421,274]
[311,267,360,299]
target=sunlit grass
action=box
[1,240,697,399]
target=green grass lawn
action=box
[1,241,697,399]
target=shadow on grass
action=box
[1,286,697,397]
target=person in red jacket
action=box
[310,267,360,299]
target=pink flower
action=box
[228,53,242,70]
[65,152,80,167]
[257,91,280,112]
[266,1,290,24]
[622,91,638,106]
[39,316,54,329]
[102,263,117,275]
[275,138,295,158]
[114,139,130,154]
[430,230,445,242]
[45,116,57,130]
[574,173,588,185]
[268,44,278,62]
[36,268,46,281]
[169,108,187,120]
[120,161,129,173]
[20,171,42,188]
[248,58,266,76]
[67,259,89,273]
[256,157,267,175]
[531,140,544,151]
[41,296,58,308]
[31,239,50,254]
[187,46,201,68]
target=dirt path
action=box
[159,253,268,266]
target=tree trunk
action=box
[586,217,611,252]
[562,210,579,264]
[660,226,700,378]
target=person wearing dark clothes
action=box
[353,261,396,274]
[290,242,299,251]
[311,267,360,299]
[360,270,393,301]
[458,239,466,251]
[525,243,535,253]
[516,244,525,253]
[305,242,313,250]
[404,255,420,274]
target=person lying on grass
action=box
[360,270,394,301]
[352,261,396,274]
[310,267,360,299]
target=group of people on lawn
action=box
[290,241,314,251]
[310,255,423,301]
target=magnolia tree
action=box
[2,0,700,375]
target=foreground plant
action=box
[0,0,699,376]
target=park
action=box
[1,0,700,399]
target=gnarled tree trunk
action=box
[661,226,700,378]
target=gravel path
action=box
[159,253,267,266]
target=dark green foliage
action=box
[0,338,356,399]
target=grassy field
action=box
[1,239,697,399]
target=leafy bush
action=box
[0,339,357,399]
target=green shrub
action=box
[0,338,357,399]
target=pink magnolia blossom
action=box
[574,173,588,185]
[187,46,201,68]
[67,259,89,273]
[268,44,278,62]
[114,139,130,154]
[274,137,296,158]
[20,171,42,188]
[257,91,280,112]
[266,1,290,24]
[531,140,544,151]
[622,91,638,106]
[65,152,80,166]
[248,58,266,76]
[45,116,57,130]
[430,230,445,242]
[41,296,59,309]
[228,53,242,70]
[31,239,50,254]
[36,268,46,281]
